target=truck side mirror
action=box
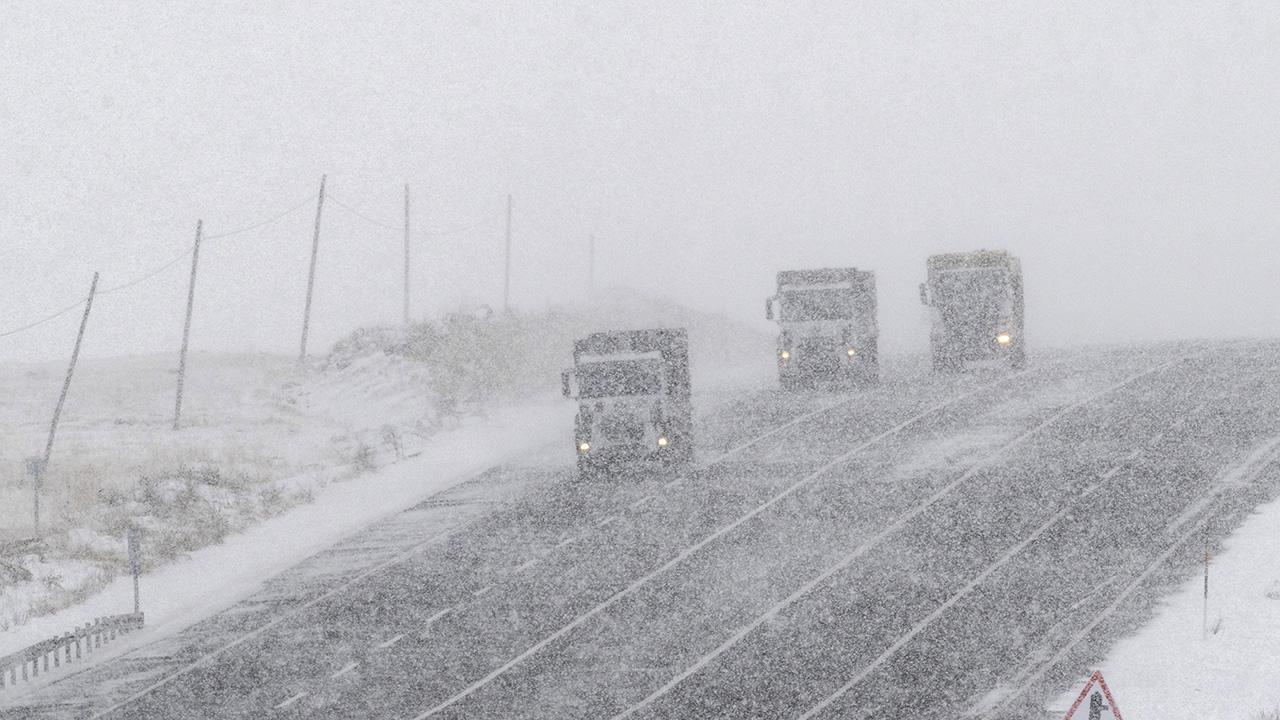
[918,283,929,306]
[561,370,573,399]
[765,297,775,321]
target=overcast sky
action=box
[3,1,1279,362]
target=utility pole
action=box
[588,234,596,296]
[503,193,512,313]
[299,174,326,363]
[173,220,203,430]
[403,183,411,325]
[38,272,99,537]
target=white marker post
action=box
[127,526,143,615]
[25,457,44,538]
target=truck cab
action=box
[561,328,693,479]
[766,268,879,389]
[920,250,1025,371]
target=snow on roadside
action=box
[1048,443,1280,719]
[0,399,571,659]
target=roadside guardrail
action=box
[0,612,144,690]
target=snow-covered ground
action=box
[1050,439,1280,719]
[0,399,570,660]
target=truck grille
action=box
[601,414,646,443]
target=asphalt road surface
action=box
[7,342,1280,719]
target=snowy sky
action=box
[3,1,1279,361]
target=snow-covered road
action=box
[7,343,1280,719]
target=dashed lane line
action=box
[330,662,358,680]
[425,608,453,625]
[473,585,494,597]
[515,558,540,572]
[630,495,655,509]
[275,692,306,709]
[376,634,406,650]
[598,516,617,528]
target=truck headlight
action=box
[996,333,1012,345]
[578,442,590,453]
[846,348,856,357]
[657,436,669,448]
[779,350,791,360]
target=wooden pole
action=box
[38,272,99,537]
[404,183,411,325]
[299,174,326,362]
[503,193,512,313]
[173,220,203,430]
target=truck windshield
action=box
[577,360,662,398]
[934,269,1005,308]
[780,289,854,321]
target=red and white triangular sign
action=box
[1061,671,1124,720]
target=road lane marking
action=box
[330,662,358,679]
[473,585,494,597]
[425,607,453,625]
[1166,435,1280,535]
[275,692,306,709]
[795,479,1106,720]
[411,371,1051,720]
[554,536,577,549]
[515,558,540,572]
[376,634,405,649]
[663,479,681,489]
[611,362,1179,720]
[630,495,655,509]
[1100,466,1122,480]
[597,516,616,527]
[987,436,1280,716]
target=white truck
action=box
[561,328,693,479]
[920,250,1026,371]
[766,267,879,389]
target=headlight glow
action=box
[657,436,669,448]
[780,350,791,360]
[846,348,856,357]
[996,333,1012,345]
[578,442,590,453]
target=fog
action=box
[4,1,1279,362]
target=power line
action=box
[99,246,194,296]
[204,193,319,240]
[2,192,317,339]
[327,190,500,237]
[0,298,88,338]
[327,193,403,231]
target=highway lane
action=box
[8,344,1280,719]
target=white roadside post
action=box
[127,526,143,615]
[25,457,44,538]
